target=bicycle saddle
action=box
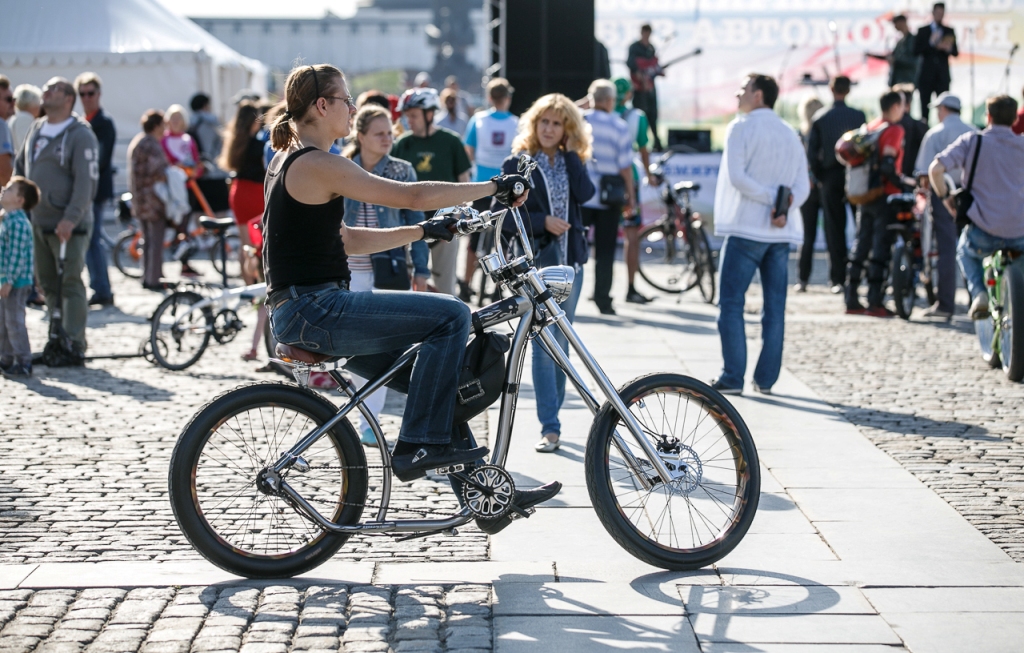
[199,216,236,232]
[275,343,333,365]
[674,181,701,193]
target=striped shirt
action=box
[347,202,378,273]
[0,209,34,289]
[583,109,633,209]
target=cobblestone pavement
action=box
[0,263,487,565]
[0,584,492,653]
[779,282,1024,563]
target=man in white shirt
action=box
[913,92,975,319]
[713,73,809,395]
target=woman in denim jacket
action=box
[497,93,595,453]
[342,105,430,444]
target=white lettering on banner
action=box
[600,0,1011,13]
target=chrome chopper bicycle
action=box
[167,156,760,578]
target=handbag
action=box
[950,134,982,231]
[370,247,411,291]
[532,233,564,269]
[599,174,627,207]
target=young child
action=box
[0,176,40,378]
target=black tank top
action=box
[263,147,349,294]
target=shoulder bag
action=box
[950,134,982,231]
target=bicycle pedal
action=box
[434,464,466,475]
[509,506,535,521]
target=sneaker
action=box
[391,443,490,483]
[534,435,561,453]
[921,303,953,320]
[794,281,807,293]
[710,379,742,395]
[969,293,990,320]
[845,303,868,315]
[360,426,377,446]
[751,381,772,395]
[830,284,845,295]
[1,363,32,378]
[864,305,895,318]
[625,290,652,304]
[180,263,200,278]
[597,304,617,315]
[475,481,562,535]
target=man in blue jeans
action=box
[712,74,809,395]
[929,94,1024,319]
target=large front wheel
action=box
[169,383,368,578]
[585,373,760,570]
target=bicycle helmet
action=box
[398,87,441,113]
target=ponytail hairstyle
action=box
[343,105,392,159]
[270,63,345,151]
[220,100,262,171]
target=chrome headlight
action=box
[538,265,576,303]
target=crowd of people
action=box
[711,4,1024,395]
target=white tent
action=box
[0,0,268,190]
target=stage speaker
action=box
[668,129,712,153]
[501,0,596,115]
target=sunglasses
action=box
[79,90,97,98]
[1,96,11,103]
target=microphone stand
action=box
[828,20,841,76]
[1004,43,1019,94]
[778,44,798,86]
[969,27,976,125]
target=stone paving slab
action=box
[0,264,488,565]
[0,584,493,653]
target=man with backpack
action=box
[845,91,906,317]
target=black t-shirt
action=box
[263,148,348,293]
[236,137,267,183]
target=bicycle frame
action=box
[267,213,677,538]
[164,282,267,334]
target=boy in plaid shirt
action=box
[0,176,40,377]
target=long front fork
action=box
[488,272,671,490]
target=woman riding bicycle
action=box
[263,64,532,484]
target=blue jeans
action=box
[86,199,113,299]
[716,236,789,390]
[531,266,584,437]
[957,225,1024,299]
[270,287,471,444]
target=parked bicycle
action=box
[167,155,759,579]
[637,152,715,303]
[974,248,1024,381]
[114,190,241,281]
[149,216,265,370]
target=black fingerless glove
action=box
[418,215,458,242]
[491,174,532,206]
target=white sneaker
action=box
[921,303,953,319]
[535,436,561,453]
[969,293,990,320]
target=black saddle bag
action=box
[452,330,511,425]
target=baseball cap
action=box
[613,77,632,101]
[929,92,961,111]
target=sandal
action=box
[534,435,561,453]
